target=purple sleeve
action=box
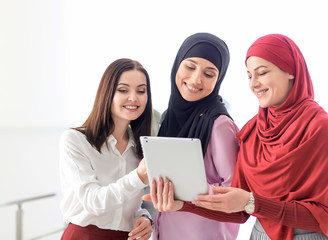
[204,115,239,187]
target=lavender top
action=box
[153,115,240,240]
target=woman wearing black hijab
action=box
[150,33,240,240]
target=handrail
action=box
[0,192,58,208]
[0,191,65,240]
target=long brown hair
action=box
[74,58,152,159]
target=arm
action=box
[60,131,147,216]
[253,192,321,232]
[143,177,249,223]
[179,202,249,224]
[142,177,249,223]
[194,186,321,232]
[206,116,239,188]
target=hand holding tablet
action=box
[140,136,208,201]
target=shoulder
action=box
[212,115,239,134]
[60,129,85,141]
[313,105,328,125]
[298,101,328,133]
[211,115,239,142]
[60,129,87,149]
[307,106,328,136]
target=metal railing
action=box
[0,192,65,240]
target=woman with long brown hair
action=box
[60,58,153,240]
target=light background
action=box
[1,0,328,129]
[0,0,327,239]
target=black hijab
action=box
[158,32,231,155]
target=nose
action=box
[128,91,137,102]
[189,69,202,85]
[249,75,260,90]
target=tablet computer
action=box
[140,136,208,201]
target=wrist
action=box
[137,168,148,185]
[141,214,153,226]
[244,192,255,214]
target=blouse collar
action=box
[107,126,136,151]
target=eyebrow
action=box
[185,59,219,72]
[117,83,147,87]
[254,65,268,71]
[247,65,268,73]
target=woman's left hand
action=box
[193,186,250,213]
[128,216,152,240]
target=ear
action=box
[288,74,295,80]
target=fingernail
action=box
[128,233,132,236]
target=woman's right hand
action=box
[142,177,184,212]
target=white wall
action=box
[1,0,327,129]
[0,0,71,128]
[61,0,328,129]
[0,0,327,238]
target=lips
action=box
[124,105,138,110]
[185,82,201,91]
[255,89,268,97]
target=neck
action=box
[112,118,130,141]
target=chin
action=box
[259,103,269,108]
[182,94,201,102]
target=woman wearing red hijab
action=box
[144,34,328,240]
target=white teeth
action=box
[125,106,137,110]
[186,84,200,91]
[257,90,266,95]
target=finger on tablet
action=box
[150,179,158,208]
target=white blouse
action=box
[59,128,149,231]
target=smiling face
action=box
[111,69,148,125]
[246,56,295,108]
[175,57,219,102]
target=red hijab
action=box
[233,34,328,239]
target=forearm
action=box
[60,132,147,215]
[253,193,321,232]
[179,202,249,223]
[78,169,146,215]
